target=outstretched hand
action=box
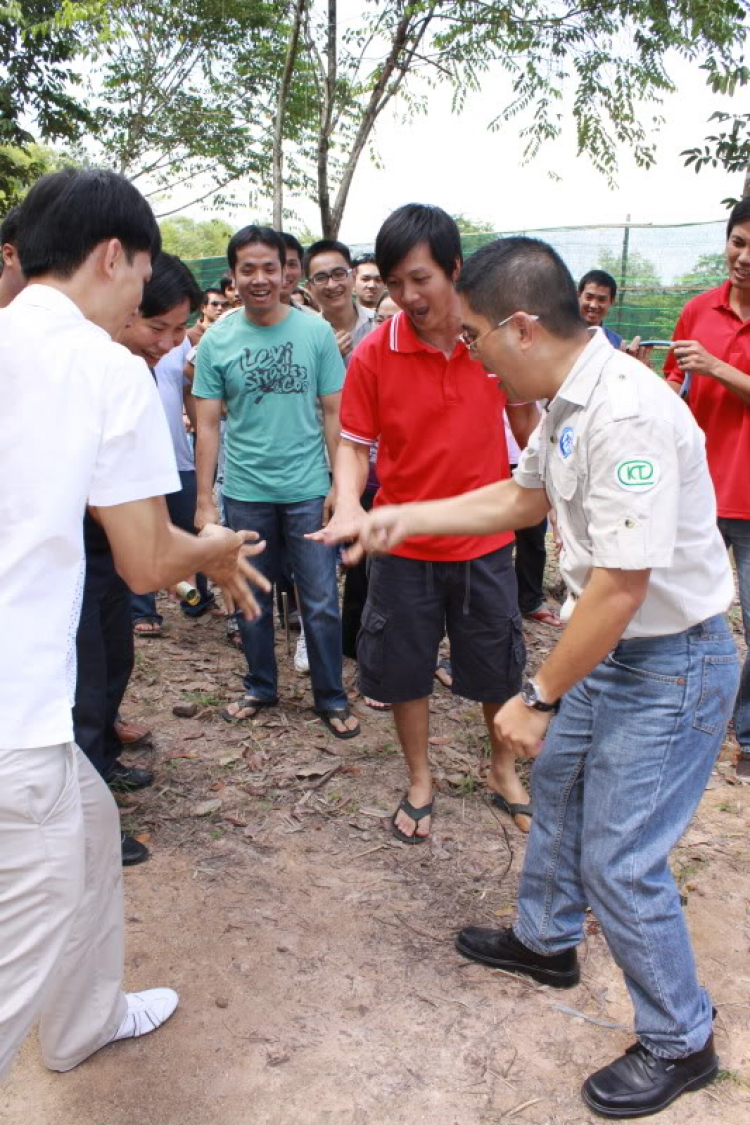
[306,504,413,564]
[199,525,270,619]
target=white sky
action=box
[191,52,743,247]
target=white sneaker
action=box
[108,988,179,1042]
[294,632,310,674]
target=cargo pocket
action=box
[693,654,740,735]
[357,603,387,683]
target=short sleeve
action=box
[89,353,180,506]
[583,416,679,570]
[192,330,224,399]
[315,321,346,397]
[513,422,545,490]
[340,349,380,445]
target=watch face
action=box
[520,681,537,706]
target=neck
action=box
[729,282,750,322]
[244,301,288,328]
[325,301,357,333]
[541,330,593,400]
[0,275,20,309]
[413,308,463,358]
[30,273,119,334]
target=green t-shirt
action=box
[193,307,344,503]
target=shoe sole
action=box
[581,1061,719,1118]
[454,936,580,988]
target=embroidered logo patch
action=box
[615,458,660,491]
[559,427,574,458]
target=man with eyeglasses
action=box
[305,240,373,365]
[310,205,538,842]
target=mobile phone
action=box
[639,340,673,349]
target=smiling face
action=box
[726,220,750,293]
[383,243,459,335]
[354,262,385,308]
[307,250,354,318]
[233,239,284,319]
[120,297,191,367]
[578,282,614,327]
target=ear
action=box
[515,312,538,348]
[451,258,462,284]
[101,238,125,278]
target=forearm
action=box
[322,408,340,471]
[401,480,549,539]
[127,523,222,593]
[333,441,370,511]
[195,416,220,503]
[710,360,750,407]
[534,568,649,701]
[184,390,197,431]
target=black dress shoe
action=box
[108,760,154,791]
[455,925,579,987]
[582,1034,719,1118]
[121,832,150,866]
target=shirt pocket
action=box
[548,454,579,502]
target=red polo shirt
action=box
[341,310,514,561]
[665,281,750,519]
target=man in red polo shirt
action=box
[665,197,750,780]
[314,204,538,841]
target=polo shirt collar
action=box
[710,279,733,313]
[389,309,465,358]
[551,328,611,409]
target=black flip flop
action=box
[391,794,433,844]
[314,706,361,740]
[490,792,533,821]
[220,695,278,723]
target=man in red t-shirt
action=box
[665,197,750,779]
[312,204,538,840]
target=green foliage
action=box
[676,251,727,289]
[0,141,84,210]
[159,217,234,260]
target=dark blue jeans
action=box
[131,470,211,623]
[223,495,346,711]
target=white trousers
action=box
[0,744,127,1077]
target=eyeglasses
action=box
[462,312,539,353]
[309,267,353,287]
[207,300,230,309]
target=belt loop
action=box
[462,560,471,616]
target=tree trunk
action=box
[272,0,307,229]
[317,0,338,238]
[743,164,750,199]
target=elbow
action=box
[113,558,160,594]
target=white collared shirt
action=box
[514,329,734,638]
[0,285,179,749]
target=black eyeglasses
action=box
[309,267,352,287]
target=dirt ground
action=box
[2,587,750,1125]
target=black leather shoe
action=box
[455,925,579,988]
[108,760,154,791]
[582,1034,719,1118]
[121,832,150,866]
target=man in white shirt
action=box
[0,168,268,1080]
[319,237,739,1120]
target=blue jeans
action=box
[515,615,739,1058]
[223,495,346,711]
[718,517,750,752]
[131,470,212,624]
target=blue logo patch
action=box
[559,427,574,458]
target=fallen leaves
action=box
[194,798,223,817]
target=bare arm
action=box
[183,382,197,431]
[92,498,270,617]
[506,402,540,452]
[672,340,750,407]
[194,397,222,529]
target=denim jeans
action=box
[223,495,346,711]
[718,517,750,752]
[131,470,211,624]
[515,615,739,1058]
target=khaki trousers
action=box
[0,744,127,1078]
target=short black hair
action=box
[227,225,285,270]
[457,237,586,340]
[375,204,461,282]
[578,269,617,300]
[17,168,160,280]
[280,232,304,262]
[201,286,224,305]
[219,273,234,295]
[353,252,377,270]
[304,238,352,276]
[0,206,21,249]
[727,197,750,238]
[139,252,202,319]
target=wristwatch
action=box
[520,678,560,713]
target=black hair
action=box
[375,287,393,310]
[139,252,202,319]
[304,238,352,276]
[578,269,618,300]
[219,273,234,294]
[457,237,586,340]
[375,204,461,282]
[227,225,285,270]
[201,286,224,305]
[727,198,750,238]
[0,206,21,249]
[17,168,160,280]
[280,232,304,262]
[353,252,377,270]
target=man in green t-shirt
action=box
[193,225,359,738]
